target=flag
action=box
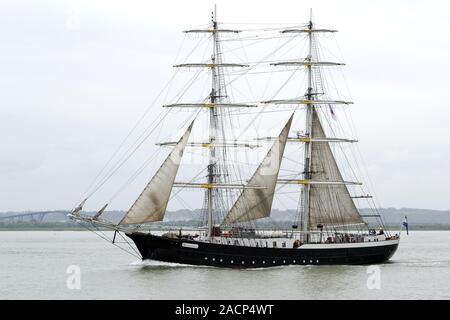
[402,216,409,235]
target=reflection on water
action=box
[0,231,449,299]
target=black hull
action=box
[127,232,399,268]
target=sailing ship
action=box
[69,9,399,267]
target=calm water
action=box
[0,231,449,299]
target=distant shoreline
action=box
[1,207,449,231]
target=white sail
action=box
[308,109,364,228]
[222,114,293,224]
[119,121,194,225]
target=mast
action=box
[259,12,365,234]
[207,6,219,237]
[302,9,314,239]
[165,8,253,234]
[73,10,372,236]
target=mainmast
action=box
[263,11,363,238]
[302,10,314,239]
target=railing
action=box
[154,228,396,248]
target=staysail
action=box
[119,121,194,225]
[222,114,293,224]
[308,109,364,228]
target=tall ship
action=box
[70,9,399,267]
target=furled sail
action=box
[222,114,293,224]
[119,121,194,225]
[308,109,364,228]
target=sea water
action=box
[0,230,448,299]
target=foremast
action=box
[80,8,252,228]
[207,8,219,238]
[171,7,254,238]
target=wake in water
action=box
[129,259,330,271]
[388,260,449,268]
[129,259,210,269]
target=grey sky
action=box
[1,0,449,212]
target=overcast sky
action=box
[1,0,449,212]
